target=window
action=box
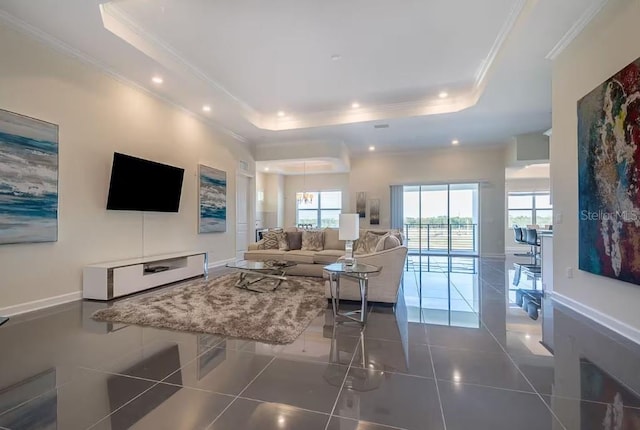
[507,192,552,227]
[296,191,342,228]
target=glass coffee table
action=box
[225,260,297,292]
[323,262,382,324]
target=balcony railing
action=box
[403,223,477,254]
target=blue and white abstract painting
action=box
[199,165,226,233]
[0,110,58,244]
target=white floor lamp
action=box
[339,213,360,266]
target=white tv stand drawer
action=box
[83,251,208,300]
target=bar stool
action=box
[525,228,541,264]
[513,225,532,257]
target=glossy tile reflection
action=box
[2,260,640,429]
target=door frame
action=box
[235,170,255,261]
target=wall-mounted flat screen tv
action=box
[106,152,184,212]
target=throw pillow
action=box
[301,230,324,251]
[262,230,284,250]
[389,229,404,244]
[382,234,401,250]
[286,231,303,250]
[374,233,392,252]
[278,232,289,251]
[355,231,382,254]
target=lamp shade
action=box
[339,214,360,240]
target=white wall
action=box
[349,147,506,256]
[264,173,285,228]
[552,0,640,332]
[0,24,254,310]
[255,171,266,228]
[283,173,350,227]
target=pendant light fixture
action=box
[296,161,314,204]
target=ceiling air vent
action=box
[374,124,389,129]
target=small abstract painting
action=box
[356,192,366,218]
[198,165,226,233]
[0,109,58,245]
[578,57,640,285]
[580,358,640,429]
[370,199,380,225]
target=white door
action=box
[236,174,250,260]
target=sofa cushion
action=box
[313,249,344,264]
[286,231,303,250]
[244,250,286,261]
[284,250,316,264]
[323,228,345,250]
[302,230,324,251]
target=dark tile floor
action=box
[1,257,640,429]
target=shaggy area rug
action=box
[92,273,326,344]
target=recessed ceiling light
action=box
[264,167,270,171]
[439,91,449,98]
[368,146,375,151]
[277,111,285,117]
[202,105,211,112]
[331,54,342,61]
[151,76,163,84]
[452,139,460,145]
[352,102,360,109]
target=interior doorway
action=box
[236,174,251,261]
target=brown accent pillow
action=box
[286,231,303,250]
[301,230,324,251]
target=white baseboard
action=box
[0,291,82,317]
[208,257,236,269]
[551,291,640,346]
[1,258,234,317]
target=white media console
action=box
[83,251,208,300]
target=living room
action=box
[2,0,640,429]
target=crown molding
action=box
[98,0,526,132]
[545,0,609,61]
[0,8,249,144]
[475,0,528,86]
[101,2,259,121]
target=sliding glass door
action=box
[403,183,479,255]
